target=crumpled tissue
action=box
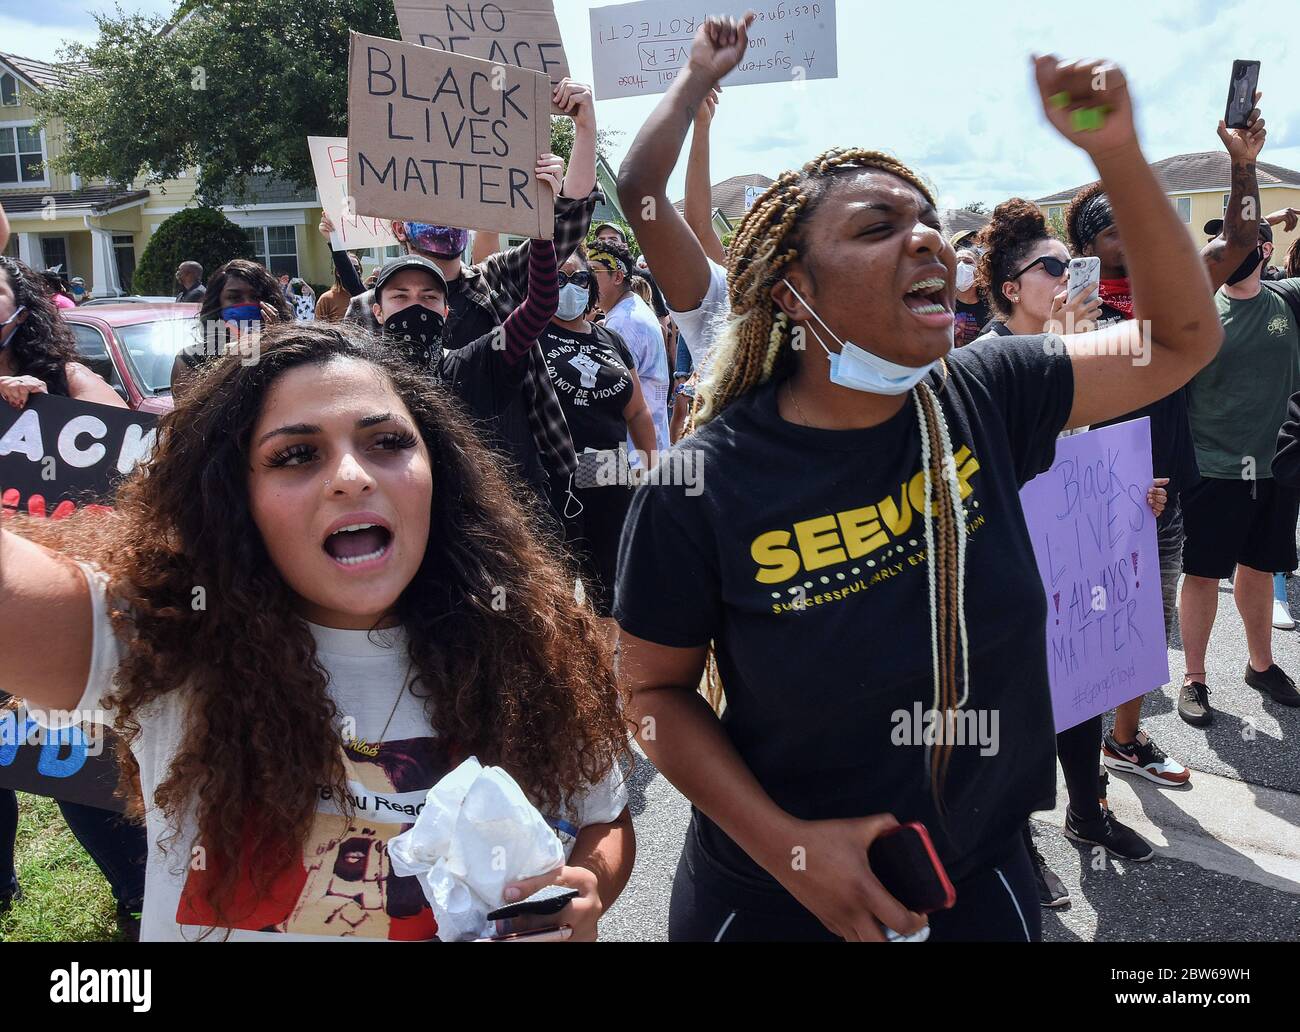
[387,756,564,941]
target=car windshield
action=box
[114,318,198,394]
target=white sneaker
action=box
[1273,599,1295,630]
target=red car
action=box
[62,303,199,414]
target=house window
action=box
[40,237,67,272]
[1223,193,1231,212]
[243,225,299,277]
[0,74,17,106]
[1048,206,1063,221]
[114,234,136,294]
[0,124,46,184]
[1175,197,1191,223]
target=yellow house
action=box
[0,50,348,295]
[1037,151,1300,271]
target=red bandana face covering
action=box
[1098,277,1133,319]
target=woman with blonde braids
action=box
[614,15,1222,943]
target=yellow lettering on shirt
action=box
[751,530,802,585]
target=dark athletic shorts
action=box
[1181,476,1300,580]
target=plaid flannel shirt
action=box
[346,189,601,477]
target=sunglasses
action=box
[1013,256,1068,279]
[558,270,593,289]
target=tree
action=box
[132,207,254,295]
[38,0,620,206]
[37,0,399,203]
[960,201,990,215]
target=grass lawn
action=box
[0,793,123,942]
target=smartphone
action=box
[486,885,579,923]
[474,926,573,942]
[1067,256,1100,305]
[1224,60,1260,130]
[868,821,957,915]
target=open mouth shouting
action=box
[902,273,954,328]
[322,513,394,571]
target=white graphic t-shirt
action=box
[59,564,628,942]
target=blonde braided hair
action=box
[695,148,968,805]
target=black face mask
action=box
[1226,246,1265,287]
[382,304,445,367]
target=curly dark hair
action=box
[194,258,293,347]
[14,321,629,929]
[1286,237,1300,278]
[976,198,1057,319]
[0,256,77,396]
[1064,180,1107,257]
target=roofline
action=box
[1037,180,1300,204]
[0,56,46,95]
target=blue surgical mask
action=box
[556,283,589,321]
[0,305,25,349]
[782,280,945,396]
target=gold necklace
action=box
[785,380,813,427]
[343,658,414,758]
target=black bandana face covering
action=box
[383,304,445,368]
[1225,246,1265,287]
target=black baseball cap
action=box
[373,255,448,299]
[1204,218,1272,243]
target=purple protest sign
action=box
[1019,418,1169,733]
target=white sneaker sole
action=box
[1102,752,1191,786]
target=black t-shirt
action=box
[1088,301,1199,528]
[541,323,637,454]
[614,337,1074,887]
[430,334,543,494]
[954,297,991,348]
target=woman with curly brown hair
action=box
[614,17,1221,942]
[0,322,632,941]
[972,199,1100,340]
[0,256,125,410]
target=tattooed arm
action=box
[1203,95,1265,290]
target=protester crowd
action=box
[1,14,1298,943]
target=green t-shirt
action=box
[1187,282,1300,479]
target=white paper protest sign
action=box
[308,135,399,250]
[589,0,837,100]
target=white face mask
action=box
[0,305,25,350]
[955,263,976,293]
[782,281,946,396]
[556,282,589,322]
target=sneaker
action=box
[1103,730,1191,785]
[0,879,21,911]
[1272,599,1296,630]
[1021,828,1070,908]
[1178,681,1213,726]
[1244,663,1300,706]
[1064,807,1155,861]
[115,905,142,942]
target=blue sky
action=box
[8,0,1300,209]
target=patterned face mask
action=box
[402,223,469,260]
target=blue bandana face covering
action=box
[221,303,262,325]
[782,280,946,396]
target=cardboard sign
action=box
[0,394,157,519]
[393,0,570,106]
[1019,419,1170,733]
[308,135,400,251]
[0,703,123,811]
[590,0,838,100]
[347,32,554,240]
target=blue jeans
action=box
[0,787,145,911]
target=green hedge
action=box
[132,207,255,295]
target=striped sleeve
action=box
[500,239,559,366]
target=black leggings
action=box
[668,821,1040,943]
[1056,714,1104,822]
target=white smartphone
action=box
[1067,256,1101,304]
